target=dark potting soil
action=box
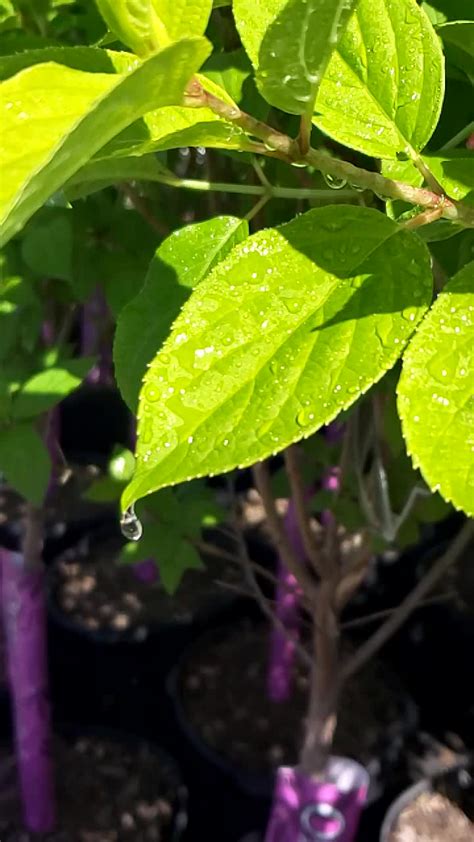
[51,539,242,632]
[179,620,411,775]
[388,790,474,841]
[0,736,181,841]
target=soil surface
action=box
[0,735,181,841]
[389,789,474,842]
[51,539,242,633]
[179,620,412,775]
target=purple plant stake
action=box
[0,556,7,689]
[267,500,304,702]
[0,547,56,832]
[265,759,369,842]
[82,287,112,385]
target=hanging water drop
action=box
[323,173,347,190]
[120,505,143,541]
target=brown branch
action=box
[342,521,474,681]
[284,446,322,575]
[231,510,312,668]
[341,591,457,631]
[195,538,286,591]
[120,183,168,236]
[22,503,44,571]
[252,461,318,601]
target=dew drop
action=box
[296,407,315,428]
[323,173,348,190]
[120,505,143,541]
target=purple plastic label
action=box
[265,761,369,842]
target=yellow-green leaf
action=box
[0,37,210,246]
[398,261,474,516]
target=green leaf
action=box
[0,271,41,360]
[438,21,474,82]
[96,0,212,55]
[122,205,432,509]
[95,74,250,158]
[422,1,474,25]
[233,0,283,69]
[398,260,474,517]
[256,0,358,116]
[114,215,249,411]
[65,155,172,199]
[21,211,73,281]
[312,0,445,158]
[0,46,140,80]
[96,0,168,55]
[11,358,94,419]
[382,152,474,206]
[0,37,211,246]
[0,421,50,503]
[120,522,203,592]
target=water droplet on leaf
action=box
[120,505,143,542]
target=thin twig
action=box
[195,537,285,590]
[342,521,474,681]
[341,591,457,631]
[232,510,312,668]
[253,461,318,600]
[120,183,168,236]
[402,206,444,230]
[284,446,322,576]
[245,192,271,222]
[440,121,474,151]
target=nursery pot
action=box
[167,620,418,803]
[0,726,188,841]
[47,526,250,646]
[380,764,474,841]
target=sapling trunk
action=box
[300,586,340,776]
[267,500,304,702]
[0,504,55,832]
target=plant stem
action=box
[284,446,322,575]
[253,461,318,601]
[440,121,474,151]
[233,517,311,668]
[300,585,339,776]
[342,521,474,681]
[412,152,445,196]
[298,111,313,156]
[245,192,271,222]
[341,591,456,631]
[121,183,168,236]
[190,82,474,228]
[152,171,357,201]
[402,206,445,230]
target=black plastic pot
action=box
[167,621,418,805]
[0,724,188,842]
[380,763,473,841]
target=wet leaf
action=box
[114,216,248,411]
[313,0,444,158]
[123,205,432,509]
[0,37,210,245]
[0,421,51,504]
[398,260,474,516]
